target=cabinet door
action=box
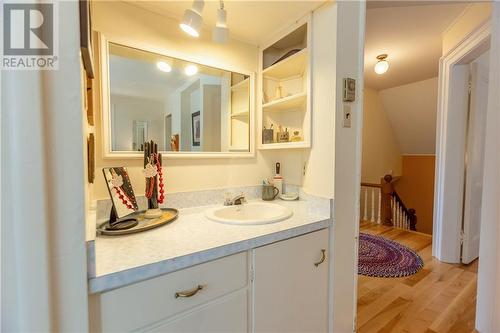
[145,289,248,333]
[253,229,329,333]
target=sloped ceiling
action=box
[379,77,438,155]
[364,3,467,90]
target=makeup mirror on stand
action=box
[102,167,139,230]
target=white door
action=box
[253,229,329,333]
[461,51,489,264]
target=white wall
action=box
[362,88,402,183]
[442,3,492,55]
[92,1,279,199]
[1,1,89,330]
[379,77,438,155]
[91,1,336,200]
[476,4,500,332]
[329,1,365,332]
[111,94,165,151]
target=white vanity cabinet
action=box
[253,228,330,333]
[89,229,330,332]
[89,252,249,332]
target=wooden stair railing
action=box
[361,174,417,231]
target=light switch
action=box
[343,104,351,128]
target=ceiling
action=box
[126,1,325,46]
[109,55,224,100]
[364,3,468,90]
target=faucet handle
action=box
[224,192,233,206]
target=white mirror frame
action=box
[97,33,255,159]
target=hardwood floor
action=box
[357,221,478,333]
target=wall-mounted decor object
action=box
[79,0,94,78]
[191,111,201,147]
[87,133,95,183]
[86,77,94,126]
[102,167,139,230]
[143,140,164,218]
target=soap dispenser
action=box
[273,162,283,196]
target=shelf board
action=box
[263,92,306,112]
[231,109,249,118]
[231,78,249,92]
[259,141,310,150]
[262,48,307,80]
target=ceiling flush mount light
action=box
[156,61,172,73]
[213,0,229,43]
[185,64,198,76]
[180,0,205,38]
[374,54,389,75]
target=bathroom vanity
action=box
[88,198,331,332]
[86,4,337,331]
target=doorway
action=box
[357,3,492,332]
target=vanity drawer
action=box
[93,252,248,332]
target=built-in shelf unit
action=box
[229,73,250,151]
[259,17,311,150]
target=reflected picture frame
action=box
[191,111,201,147]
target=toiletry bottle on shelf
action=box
[274,162,283,196]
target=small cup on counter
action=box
[262,184,279,201]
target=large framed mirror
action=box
[99,36,254,158]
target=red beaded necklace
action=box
[155,153,165,204]
[111,169,134,210]
[144,153,165,204]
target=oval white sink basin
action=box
[205,202,293,225]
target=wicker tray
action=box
[97,208,178,236]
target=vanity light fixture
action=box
[213,0,229,43]
[374,54,389,75]
[185,64,198,76]
[156,61,172,73]
[180,0,205,38]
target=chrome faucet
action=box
[224,193,246,206]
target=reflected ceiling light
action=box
[156,61,172,73]
[213,0,229,43]
[374,54,389,75]
[185,64,198,76]
[180,0,204,38]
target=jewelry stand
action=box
[144,140,163,218]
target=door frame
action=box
[433,20,491,263]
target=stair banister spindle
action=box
[377,188,382,224]
[398,203,402,229]
[363,187,368,221]
[370,188,375,222]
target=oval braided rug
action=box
[358,232,424,278]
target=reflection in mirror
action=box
[108,43,251,153]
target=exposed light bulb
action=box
[374,54,389,75]
[156,61,172,73]
[213,0,229,43]
[180,0,204,38]
[185,64,198,76]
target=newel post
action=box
[408,208,417,231]
[380,175,393,226]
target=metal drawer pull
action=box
[314,249,326,267]
[175,285,204,298]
